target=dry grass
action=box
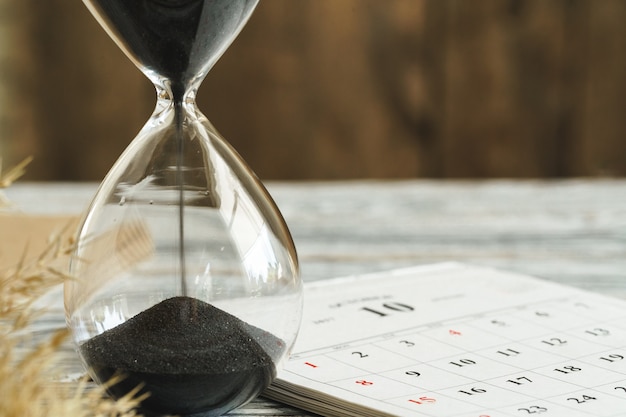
[0,159,147,417]
[0,156,33,189]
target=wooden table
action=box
[4,179,626,416]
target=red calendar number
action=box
[408,396,436,405]
[355,380,373,386]
[304,362,317,368]
[449,329,462,336]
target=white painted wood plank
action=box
[4,180,626,416]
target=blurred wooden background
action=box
[1,0,625,181]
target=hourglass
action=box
[64,1,302,416]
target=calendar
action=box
[264,263,626,417]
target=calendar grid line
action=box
[287,300,626,414]
[285,299,626,416]
[379,364,626,417]
[541,387,626,417]
[272,264,626,417]
[290,296,577,358]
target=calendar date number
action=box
[518,405,548,414]
[361,302,414,317]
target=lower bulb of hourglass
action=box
[64,98,302,416]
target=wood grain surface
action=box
[2,0,626,181]
[6,179,626,290]
[4,179,626,415]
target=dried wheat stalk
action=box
[0,159,150,417]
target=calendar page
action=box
[264,263,626,417]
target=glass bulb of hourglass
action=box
[64,1,302,416]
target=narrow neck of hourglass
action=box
[155,81,199,106]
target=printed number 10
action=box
[362,302,414,317]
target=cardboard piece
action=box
[0,213,79,272]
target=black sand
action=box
[80,4,275,413]
[89,0,257,99]
[80,296,285,416]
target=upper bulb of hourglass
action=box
[65,1,303,416]
[82,0,259,94]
